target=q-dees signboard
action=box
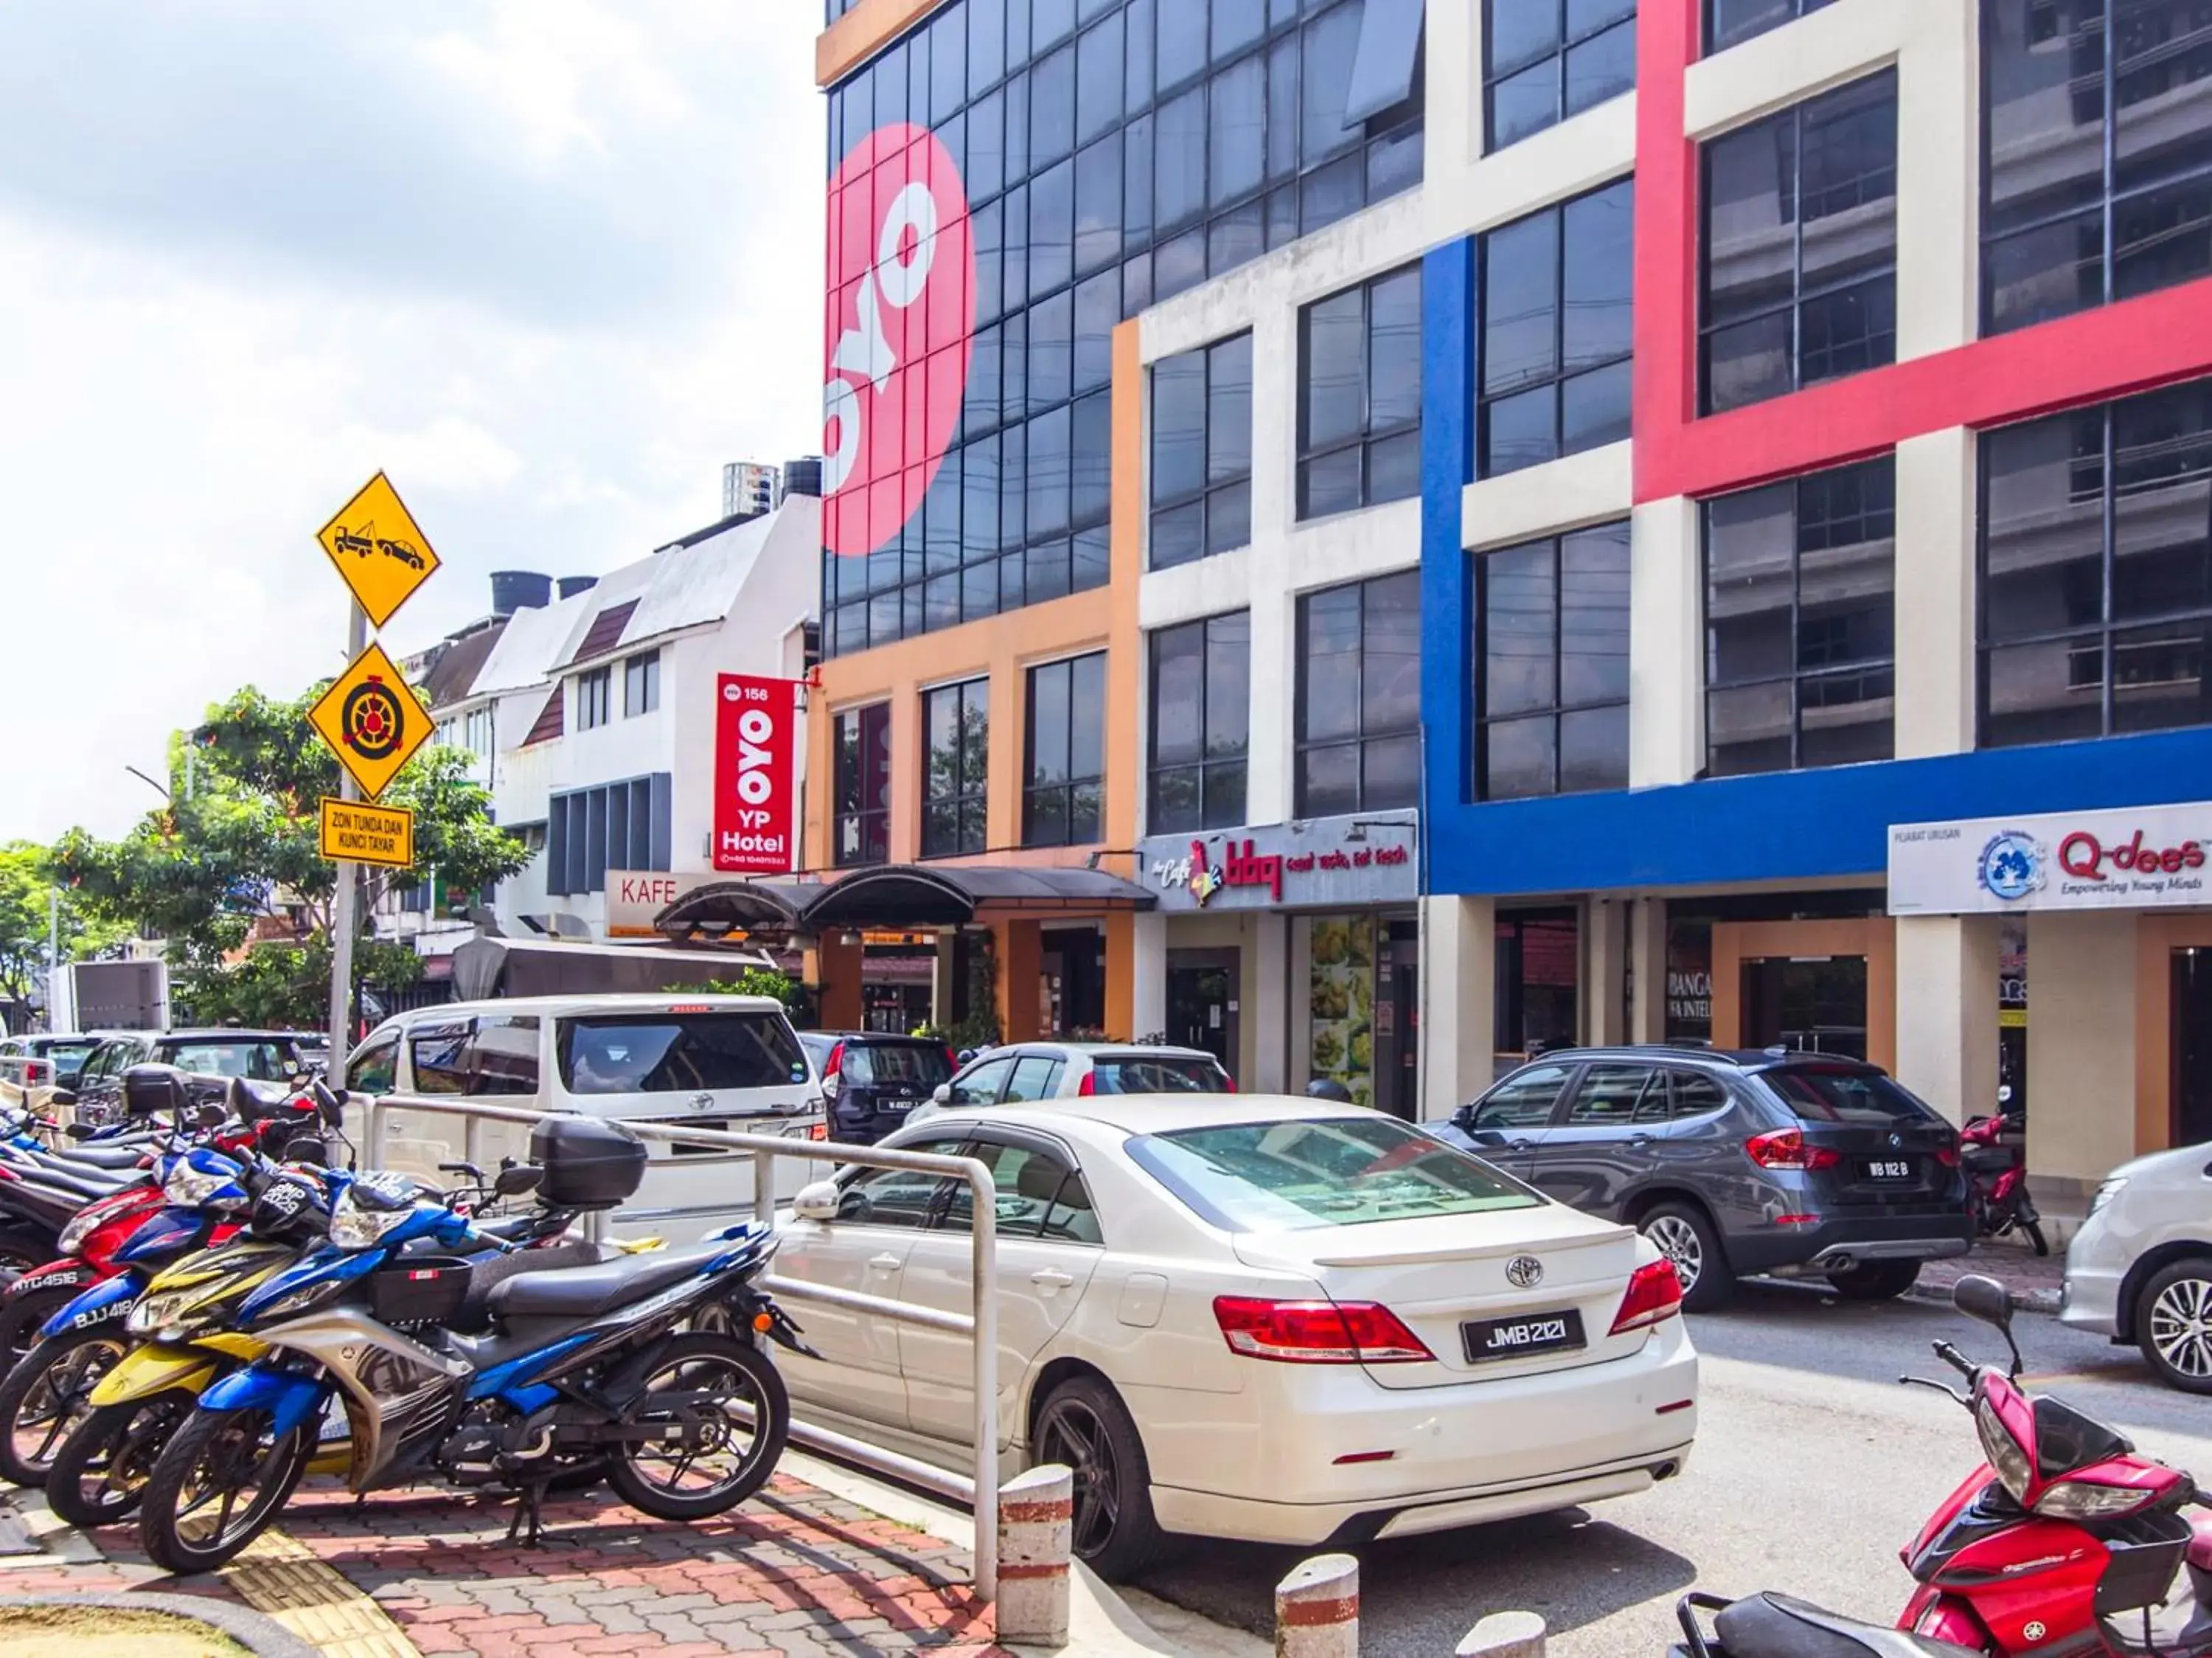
[821,122,974,559]
[713,674,798,875]
[1889,801,2212,915]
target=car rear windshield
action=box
[846,1044,953,1087]
[1089,1057,1227,1095]
[1127,1117,1543,1232]
[165,1041,294,1081]
[1764,1066,1939,1126]
[39,1041,97,1067]
[557,1013,809,1095]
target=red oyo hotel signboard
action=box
[821,123,975,558]
[713,674,799,875]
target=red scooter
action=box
[1673,1275,2212,1657]
[1963,1089,2045,1256]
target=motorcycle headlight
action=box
[57,1208,103,1256]
[2034,1479,2153,1521]
[164,1159,238,1209]
[127,1288,204,1338]
[2090,1176,2128,1215]
[1975,1394,2034,1506]
[327,1196,414,1252]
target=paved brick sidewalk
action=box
[1913,1236,2065,1312]
[36,1472,1015,1658]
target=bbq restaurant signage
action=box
[1890,802,2212,916]
[1141,814,1418,913]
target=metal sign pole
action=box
[327,600,367,1072]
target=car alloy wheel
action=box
[1036,1395,1121,1561]
[1644,1215,1703,1293]
[2147,1272,2212,1384]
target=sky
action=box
[0,0,825,844]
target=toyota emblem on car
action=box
[1506,1255,1544,1289]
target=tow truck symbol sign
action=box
[330,521,427,570]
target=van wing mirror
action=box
[793,1179,840,1223]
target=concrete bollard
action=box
[1275,1553,1359,1658]
[1457,1611,1547,1656]
[996,1463,1073,1648]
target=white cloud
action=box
[0,0,827,844]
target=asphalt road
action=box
[1130,1282,2212,1657]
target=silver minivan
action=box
[343,994,827,1234]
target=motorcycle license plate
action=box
[1862,1159,1913,1180]
[1462,1309,1585,1364]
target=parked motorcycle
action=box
[1963,1087,2045,1257]
[1671,1274,2212,1657]
[136,1115,800,1573]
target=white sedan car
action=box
[770,1095,1699,1577]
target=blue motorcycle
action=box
[137,1117,800,1573]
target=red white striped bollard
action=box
[997,1463,1073,1648]
[1275,1553,1359,1658]
[1458,1611,1548,1656]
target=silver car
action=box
[2062,1141,2212,1393]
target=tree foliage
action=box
[0,842,127,1015]
[49,681,529,1027]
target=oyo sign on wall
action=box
[822,123,975,559]
[714,674,799,875]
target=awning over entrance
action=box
[653,864,1154,938]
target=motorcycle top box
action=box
[529,1117,646,1211]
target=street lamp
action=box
[123,766,171,803]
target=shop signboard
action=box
[712,673,800,875]
[1139,814,1419,912]
[1890,802,2212,915]
[605,870,725,940]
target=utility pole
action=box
[46,891,59,1035]
[326,601,367,1071]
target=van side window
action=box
[463,1016,540,1095]
[347,1034,400,1096]
[409,1023,471,1095]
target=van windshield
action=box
[557,1013,809,1095]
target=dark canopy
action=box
[652,864,1153,937]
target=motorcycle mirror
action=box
[195,1102,229,1129]
[47,1089,77,1109]
[62,1123,94,1142]
[1952,1274,2013,1331]
[1997,1084,2014,1105]
[494,1165,543,1199]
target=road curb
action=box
[0,1590,319,1658]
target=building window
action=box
[1150,332,1253,569]
[1476,523,1632,799]
[834,702,892,867]
[1150,612,1250,833]
[574,667,611,731]
[462,706,493,757]
[821,0,1427,662]
[1297,265,1423,519]
[623,651,660,718]
[1707,0,1836,54]
[1295,571,1421,814]
[1478,177,1635,477]
[1980,378,2212,746]
[1484,0,1635,153]
[922,677,990,859]
[1983,0,2212,337]
[546,774,672,896]
[1705,456,1897,775]
[1023,652,1107,847]
[1702,72,1898,414]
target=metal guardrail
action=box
[356,1093,1004,1600]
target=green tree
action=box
[50,681,529,1027]
[0,842,126,1027]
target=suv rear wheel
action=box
[2135,1258,2212,1395]
[1827,1260,1921,1301]
[1640,1202,1734,1312]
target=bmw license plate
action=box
[1861,1159,1913,1181]
[1462,1308,1586,1364]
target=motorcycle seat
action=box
[1713,1594,1981,1658]
[452,1242,608,1333]
[486,1241,728,1321]
[46,1145,149,1172]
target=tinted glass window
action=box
[834,702,893,868]
[557,1014,809,1095]
[164,1040,293,1082]
[1149,610,1251,834]
[1708,0,1835,53]
[1002,1055,1064,1101]
[408,1024,471,1095]
[939,1140,1087,1236]
[346,1035,400,1097]
[1023,652,1108,847]
[1131,1117,1544,1232]
[464,1016,540,1097]
[1469,1064,1573,1128]
[1297,266,1423,518]
[1476,523,1632,799]
[1668,1072,1733,1118]
[1150,332,1254,568]
[1764,1067,1941,1125]
[950,1055,1017,1104]
[847,1044,956,1088]
[1566,1064,1655,1125]
[836,1135,972,1228]
[1485,0,1635,152]
[1295,571,1422,815]
[1043,1170,1102,1243]
[923,677,991,859]
[1090,1057,1228,1094]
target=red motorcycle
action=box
[1962,1091,2046,1256]
[1673,1276,2212,1657]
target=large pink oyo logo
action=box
[822,124,974,560]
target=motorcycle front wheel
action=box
[139,1404,312,1574]
[604,1333,788,1522]
[0,1325,131,1488]
[48,1391,195,1529]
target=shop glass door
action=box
[2171,949,2212,1148]
[1166,954,1237,1075]
[1740,956,1868,1059]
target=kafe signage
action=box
[1141,816,1417,912]
[606,870,722,940]
[1889,802,2212,916]
[713,674,799,875]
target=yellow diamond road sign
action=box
[319,799,415,870]
[316,471,440,630]
[307,642,434,801]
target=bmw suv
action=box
[1436,1047,1971,1309]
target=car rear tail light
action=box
[821,1041,844,1100]
[1212,1297,1435,1364]
[1077,1070,1096,1097]
[1222,1072,1237,1092]
[1610,1260,1685,1336]
[1745,1128,1840,1170]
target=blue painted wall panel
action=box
[1419,235,1475,895]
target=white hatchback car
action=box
[771,1096,1699,1577]
[2062,1140,2212,1393]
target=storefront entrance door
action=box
[2171,949,2212,1148]
[1709,918,1896,1072]
[1739,956,1871,1060]
[1166,951,1238,1076]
